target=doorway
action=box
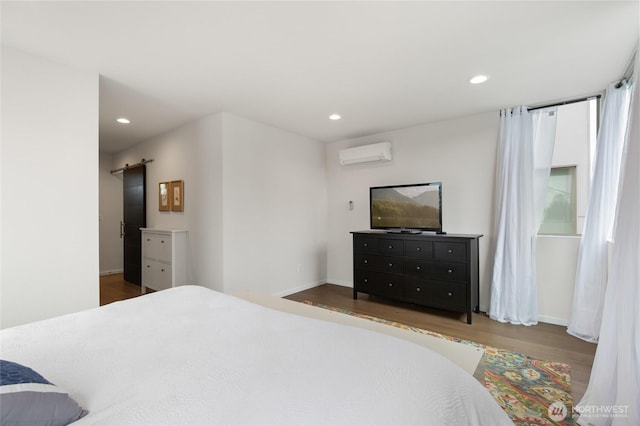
[122,165,146,284]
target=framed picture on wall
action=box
[170,180,184,212]
[159,182,170,211]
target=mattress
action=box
[233,290,484,375]
[0,285,512,425]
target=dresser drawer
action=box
[433,242,466,262]
[354,236,378,254]
[156,236,172,263]
[143,233,173,263]
[143,260,172,291]
[377,239,404,256]
[142,260,154,287]
[355,254,403,274]
[430,261,467,282]
[156,262,172,290]
[404,240,433,258]
[403,259,432,278]
[143,234,156,259]
[403,278,431,304]
[428,281,466,311]
[355,270,403,298]
[404,278,466,310]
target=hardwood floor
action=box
[99,273,147,306]
[99,275,595,402]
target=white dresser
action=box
[140,229,188,293]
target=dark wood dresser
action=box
[352,231,482,324]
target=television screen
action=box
[370,182,442,232]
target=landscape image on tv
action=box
[371,184,441,230]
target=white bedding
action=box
[0,286,512,425]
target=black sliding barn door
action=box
[122,166,146,285]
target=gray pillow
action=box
[0,359,88,426]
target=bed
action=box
[0,285,512,425]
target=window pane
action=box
[539,167,576,235]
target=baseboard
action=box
[537,315,569,327]
[326,279,352,288]
[273,279,326,298]
[100,269,124,276]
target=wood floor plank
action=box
[99,273,144,306]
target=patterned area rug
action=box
[303,301,574,425]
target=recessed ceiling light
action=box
[469,75,489,85]
[329,114,341,120]
[116,117,131,124]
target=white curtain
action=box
[568,82,633,343]
[489,106,557,325]
[577,74,638,426]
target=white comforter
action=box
[0,286,512,425]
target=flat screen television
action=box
[370,182,443,233]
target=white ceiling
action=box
[2,1,638,153]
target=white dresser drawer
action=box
[140,229,188,293]
[156,235,172,263]
[143,260,173,292]
[155,262,172,291]
[143,233,172,262]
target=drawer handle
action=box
[146,238,150,242]
[388,263,393,267]
[388,245,393,249]
[146,265,151,268]
[448,249,453,254]
[363,243,368,247]
[388,283,393,287]
[161,269,165,272]
[364,278,368,283]
[416,266,421,271]
[448,269,453,273]
[416,287,421,292]
[416,247,421,251]
[447,292,453,296]
[161,240,165,244]
[364,259,368,264]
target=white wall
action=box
[191,114,225,292]
[326,112,499,310]
[111,112,327,296]
[536,235,580,325]
[222,113,327,296]
[112,113,224,290]
[1,47,99,329]
[99,152,124,274]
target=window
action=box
[538,98,598,235]
[539,166,577,235]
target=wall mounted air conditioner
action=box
[339,142,392,165]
